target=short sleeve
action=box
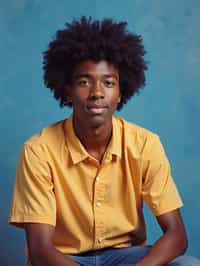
[9,143,56,227]
[142,135,183,216]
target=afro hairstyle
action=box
[43,16,147,110]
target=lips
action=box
[86,104,108,115]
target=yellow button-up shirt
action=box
[9,115,183,255]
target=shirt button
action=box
[96,202,101,207]
[98,237,103,243]
[96,176,100,181]
[152,203,158,209]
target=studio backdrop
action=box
[0,0,200,265]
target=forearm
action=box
[135,229,187,266]
[29,244,80,266]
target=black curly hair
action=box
[43,16,147,110]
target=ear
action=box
[66,96,72,104]
[64,85,72,104]
[117,92,121,103]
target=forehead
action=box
[73,60,119,77]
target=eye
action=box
[77,79,90,86]
[104,79,116,87]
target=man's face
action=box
[66,60,121,128]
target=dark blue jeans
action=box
[67,246,200,266]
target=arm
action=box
[135,209,188,266]
[25,223,80,266]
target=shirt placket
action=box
[93,168,108,249]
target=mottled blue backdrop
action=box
[0,0,200,264]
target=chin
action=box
[89,115,106,128]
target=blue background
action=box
[0,0,200,264]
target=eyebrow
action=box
[73,73,119,81]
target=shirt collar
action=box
[106,116,122,160]
[64,115,122,165]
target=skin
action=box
[24,60,188,266]
[135,210,188,265]
[25,223,80,266]
[66,59,121,161]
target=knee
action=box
[169,255,200,266]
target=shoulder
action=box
[114,115,159,140]
[22,119,66,158]
[113,116,161,158]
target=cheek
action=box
[108,89,121,104]
[72,89,89,104]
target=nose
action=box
[88,81,104,100]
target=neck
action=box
[72,114,113,160]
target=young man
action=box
[9,17,200,266]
